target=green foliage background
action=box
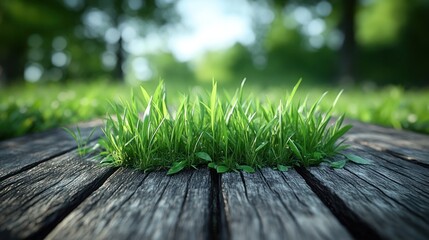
[0,0,428,140]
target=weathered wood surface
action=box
[47,168,212,240]
[0,119,429,240]
[0,149,114,239]
[0,120,103,181]
[297,144,429,239]
[220,168,352,240]
[345,119,429,165]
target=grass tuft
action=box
[63,126,96,157]
[97,80,353,174]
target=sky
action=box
[125,0,273,62]
[126,0,334,81]
[131,0,332,62]
[167,0,256,61]
[127,0,332,80]
[125,0,264,80]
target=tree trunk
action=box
[0,47,25,86]
[339,0,357,85]
[114,35,125,81]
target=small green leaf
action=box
[330,159,347,169]
[208,162,217,169]
[216,165,229,173]
[238,165,255,173]
[277,164,289,172]
[195,152,212,162]
[167,161,186,175]
[345,154,371,165]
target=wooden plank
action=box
[345,119,429,165]
[220,168,352,240]
[345,119,429,147]
[0,120,103,180]
[0,150,114,239]
[46,168,212,240]
[299,144,429,240]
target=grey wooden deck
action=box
[1,119,429,240]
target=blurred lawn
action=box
[244,83,429,135]
[1,81,129,140]
[1,80,428,141]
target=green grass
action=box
[0,81,132,140]
[246,83,429,134]
[1,80,428,143]
[0,80,199,140]
[326,86,429,133]
[63,126,97,157]
[97,80,356,174]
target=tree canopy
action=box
[0,0,177,84]
[0,0,427,87]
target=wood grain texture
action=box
[300,144,429,240]
[0,120,104,180]
[0,150,114,239]
[0,118,428,240]
[220,168,352,240]
[46,168,212,240]
[345,119,429,165]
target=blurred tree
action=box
[194,44,252,82]
[401,1,429,87]
[146,52,194,83]
[357,0,429,86]
[0,0,178,85]
[79,0,178,81]
[261,0,428,86]
[0,0,80,85]
[267,0,358,83]
[338,0,357,84]
[265,17,335,84]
